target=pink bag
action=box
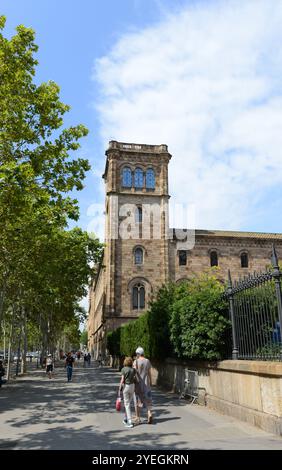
[116,396,121,412]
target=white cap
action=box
[47,354,52,357]
[136,346,144,356]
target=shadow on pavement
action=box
[0,364,191,449]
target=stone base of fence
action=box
[150,358,282,437]
[207,394,282,436]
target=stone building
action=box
[88,141,282,357]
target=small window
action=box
[179,250,187,266]
[122,167,132,187]
[134,247,143,265]
[134,168,144,188]
[146,169,155,189]
[132,283,145,310]
[139,286,145,309]
[135,206,142,223]
[241,252,248,268]
[133,286,139,309]
[210,251,218,267]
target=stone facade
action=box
[88,141,282,357]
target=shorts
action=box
[46,365,53,372]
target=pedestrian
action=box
[46,354,53,379]
[0,360,5,388]
[118,356,136,428]
[87,352,91,367]
[98,353,102,367]
[83,353,88,368]
[65,352,74,382]
[133,346,153,424]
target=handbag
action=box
[116,396,122,412]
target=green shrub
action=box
[170,273,229,360]
[147,283,176,358]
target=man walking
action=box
[133,346,153,424]
[65,352,74,382]
[0,360,5,388]
[87,352,91,367]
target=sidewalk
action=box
[0,363,281,450]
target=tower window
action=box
[122,167,132,187]
[134,168,144,188]
[146,168,155,189]
[210,251,218,267]
[241,252,248,268]
[133,283,145,309]
[134,247,143,265]
[179,250,187,266]
[135,206,142,223]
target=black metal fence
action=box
[224,245,282,361]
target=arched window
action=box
[133,283,145,309]
[210,251,218,267]
[134,168,144,188]
[134,247,143,265]
[122,167,132,187]
[135,206,142,223]
[146,168,155,189]
[241,252,248,268]
[179,250,187,266]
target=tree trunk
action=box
[21,308,27,374]
[0,281,6,324]
[3,319,6,364]
[7,320,13,381]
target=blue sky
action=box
[1,0,175,235]
[2,0,282,239]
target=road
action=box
[0,362,281,450]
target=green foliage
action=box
[0,15,89,217]
[107,312,151,358]
[80,329,88,348]
[120,312,151,357]
[63,317,81,351]
[170,273,229,360]
[107,329,121,356]
[0,17,104,361]
[107,273,229,361]
[147,283,176,358]
[255,343,282,358]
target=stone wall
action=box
[170,234,282,283]
[151,358,282,436]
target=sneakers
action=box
[124,421,134,428]
[122,417,127,425]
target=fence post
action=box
[227,270,239,360]
[271,245,282,348]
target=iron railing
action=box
[224,245,282,361]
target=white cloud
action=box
[93,0,282,231]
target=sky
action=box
[2,0,282,239]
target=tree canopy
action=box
[0,16,103,372]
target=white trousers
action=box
[123,383,135,422]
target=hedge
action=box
[106,273,229,361]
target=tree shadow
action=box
[0,364,208,450]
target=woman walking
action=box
[118,357,136,428]
[46,354,53,379]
